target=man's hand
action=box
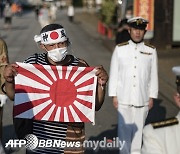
[3,63,18,83]
[112,96,118,109]
[95,65,108,87]
[94,65,108,111]
[3,63,18,101]
[148,98,154,110]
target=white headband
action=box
[34,35,41,43]
[39,28,68,45]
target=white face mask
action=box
[47,47,68,62]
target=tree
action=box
[100,0,116,26]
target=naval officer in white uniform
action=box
[142,66,180,154]
[108,17,159,154]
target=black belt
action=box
[128,105,146,108]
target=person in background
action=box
[38,3,50,28]
[3,23,108,154]
[3,3,13,30]
[49,3,57,22]
[142,66,180,154]
[0,1,5,18]
[67,4,74,22]
[11,3,18,16]
[108,17,158,154]
[0,37,9,152]
[115,18,130,45]
[95,0,102,13]
[115,7,133,45]
[34,5,40,19]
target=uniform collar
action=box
[129,40,144,47]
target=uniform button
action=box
[133,85,136,87]
[134,76,136,78]
[135,56,137,59]
[134,66,136,68]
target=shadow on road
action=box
[2,124,18,154]
[85,124,119,154]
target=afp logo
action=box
[5,134,38,150]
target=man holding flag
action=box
[3,23,108,154]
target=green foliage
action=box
[100,0,117,25]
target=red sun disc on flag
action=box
[50,79,77,107]
[50,32,59,40]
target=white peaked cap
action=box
[172,66,180,76]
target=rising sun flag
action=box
[14,62,97,123]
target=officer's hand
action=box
[148,98,154,110]
[3,63,18,83]
[112,96,118,109]
[95,65,108,87]
[0,94,8,107]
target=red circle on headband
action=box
[50,32,59,40]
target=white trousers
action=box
[118,104,149,154]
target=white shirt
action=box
[39,8,49,21]
[108,40,158,106]
[142,112,180,154]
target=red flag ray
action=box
[15,74,50,91]
[33,101,53,120]
[62,66,67,79]
[15,85,49,93]
[41,104,56,121]
[56,66,63,79]
[77,90,93,96]
[48,106,58,121]
[73,100,94,122]
[71,67,94,84]
[67,67,78,80]
[69,105,81,122]
[44,65,59,81]
[15,93,50,105]
[64,107,69,122]
[59,108,64,122]
[13,97,50,116]
[75,77,95,89]
[66,106,75,122]
[14,99,52,119]
[73,70,97,87]
[54,107,61,122]
[33,64,55,83]
[64,66,72,79]
[71,102,91,122]
[76,95,93,103]
[75,98,92,109]
[17,63,53,86]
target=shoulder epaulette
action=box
[144,42,155,49]
[151,117,179,129]
[117,42,129,47]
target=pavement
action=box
[75,9,180,112]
